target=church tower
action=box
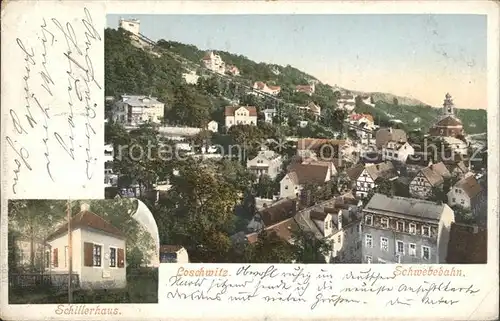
[442,93,455,117]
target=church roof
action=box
[435,116,463,127]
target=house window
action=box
[380,237,389,251]
[365,215,373,226]
[365,255,372,264]
[337,235,341,243]
[365,234,373,248]
[381,218,389,228]
[452,198,456,202]
[93,244,102,267]
[396,241,404,254]
[422,226,431,237]
[285,186,288,190]
[396,221,405,232]
[409,243,416,256]
[357,224,361,233]
[460,199,465,205]
[109,247,117,268]
[422,246,430,260]
[409,223,416,234]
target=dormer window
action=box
[396,221,405,232]
[422,225,431,237]
[381,218,389,228]
[365,215,373,226]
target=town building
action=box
[445,223,487,263]
[279,163,332,199]
[207,120,218,133]
[112,95,165,125]
[447,173,485,215]
[182,70,200,85]
[227,65,240,76]
[295,82,315,96]
[298,102,321,117]
[224,105,258,129]
[246,149,283,180]
[441,136,468,155]
[201,51,226,74]
[119,18,140,35]
[350,162,398,198]
[296,138,347,159]
[409,162,450,199]
[246,199,297,234]
[375,128,407,149]
[45,203,127,289]
[253,82,281,96]
[104,144,118,187]
[337,93,356,112]
[428,93,465,138]
[361,193,455,264]
[382,140,415,163]
[262,109,277,124]
[159,245,189,263]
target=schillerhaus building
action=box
[428,93,465,138]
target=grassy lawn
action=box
[9,269,158,304]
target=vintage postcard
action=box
[1,1,499,320]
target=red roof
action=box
[297,138,347,151]
[46,210,125,241]
[350,113,374,122]
[296,85,313,92]
[254,81,266,90]
[268,85,281,91]
[224,105,258,117]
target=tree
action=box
[244,232,296,263]
[292,229,332,263]
[392,97,399,106]
[452,205,475,225]
[254,174,276,199]
[429,186,447,204]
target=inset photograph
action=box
[8,199,159,304]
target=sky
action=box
[107,14,487,109]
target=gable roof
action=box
[455,175,482,198]
[446,223,487,263]
[364,193,446,221]
[224,105,258,117]
[310,210,329,221]
[375,128,407,148]
[430,162,451,178]
[346,163,365,180]
[258,199,297,226]
[46,210,125,242]
[245,217,299,244]
[288,163,330,185]
[365,162,397,181]
[420,166,444,186]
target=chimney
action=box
[80,203,90,212]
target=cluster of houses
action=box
[229,93,487,264]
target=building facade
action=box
[224,106,258,129]
[113,95,164,125]
[428,93,465,138]
[246,150,283,180]
[361,194,455,264]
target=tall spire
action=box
[443,93,454,116]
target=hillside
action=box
[105,27,487,135]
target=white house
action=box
[253,82,281,96]
[227,65,240,76]
[279,163,331,199]
[382,141,415,163]
[442,137,468,155]
[119,18,140,35]
[45,203,126,289]
[159,245,189,263]
[447,174,482,209]
[202,51,226,74]
[351,162,398,198]
[182,70,200,85]
[113,95,164,125]
[246,149,283,180]
[262,109,277,124]
[207,120,218,133]
[298,102,321,117]
[224,106,258,129]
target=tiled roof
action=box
[365,162,398,181]
[446,223,487,263]
[310,210,328,221]
[430,162,451,178]
[375,128,407,148]
[455,175,482,198]
[364,193,446,221]
[121,95,163,107]
[420,167,444,186]
[346,163,365,180]
[288,163,330,185]
[224,105,258,117]
[245,217,299,244]
[46,210,125,241]
[259,199,297,226]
